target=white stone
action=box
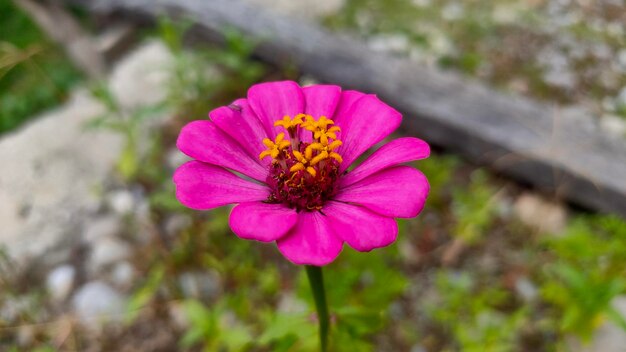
[83,215,122,243]
[513,193,568,235]
[0,40,174,265]
[600,115,626,137]
[110,261,135,288]
[398,238,420,265]
[492,4,521,24]
[108,40,173,110]
[411,0,431,7]
[607,22,624,39]
[164,214,192,238]
[107,190,135,215]
[165,147,191,170]
[277,293,308,314]
[46,265,76,301]
[89,238,132,272]
[543,67,577,89]
[0,90,120,263]
[514,277,538,302]
[72,281,126,325]
[168,301,189,330]
[410,345,427,352]
[441,3,464,21]
[178,271,222,300]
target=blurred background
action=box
[1,0,626,351]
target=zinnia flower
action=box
[174,81,430,266]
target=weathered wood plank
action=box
[73,0,626,217]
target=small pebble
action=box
[46,265,76,301]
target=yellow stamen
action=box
[328,140,342,151]
[274,114,305,130]
[259,132,291,161]
[329,152,343,163]
[301,115,341,146]
[289,150,309,173]
[310,151,329,165]
[289,163,305,173]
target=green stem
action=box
[305,265,330,352]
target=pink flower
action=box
[174,81,430,266]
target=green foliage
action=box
[159,18,266,120]
[541,215,626,340]
[451,170,498,243]
[180,300,253,352]
[0,1,81,134]
[298,247,406,350]
[126,264,165,322]
[87,83,166,181]
[259,311,318,351]
[427,271,528,351]
[416,153,460,209]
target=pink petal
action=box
[176,120,267,182]
[300,85,342,143]
[324,201,398,252]
[332,90,368,127]
[334,166,429,218]
[277,211,343,266]
[335,95,402,173]
[340,137,430,187]
[229,202,298,242]
[210,99,269,164]
[303,84,342,117]
[173,161,269,210]
[248,81,305,138]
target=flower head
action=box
[174,81,430,266]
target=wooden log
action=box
[72,0,626,217]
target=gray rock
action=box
[168,301,189,330]
[514,277,538,303]
[83,215,122,243]
[107,190,135,215]
[46,265,76,301]
[89,238,132,272]
[0,90,120,264]
[165,147,191,170]
[513,193,568,235]
[178,270,222,300]
[164,214,193,238]
[108,40,173,110]
[600,115,626,137]
[110,261,135,288]
[0,40,174,265]
[398,238,421,265]
[277,292,307,314]
[72,281,127,325]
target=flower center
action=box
[259,114,343,211]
